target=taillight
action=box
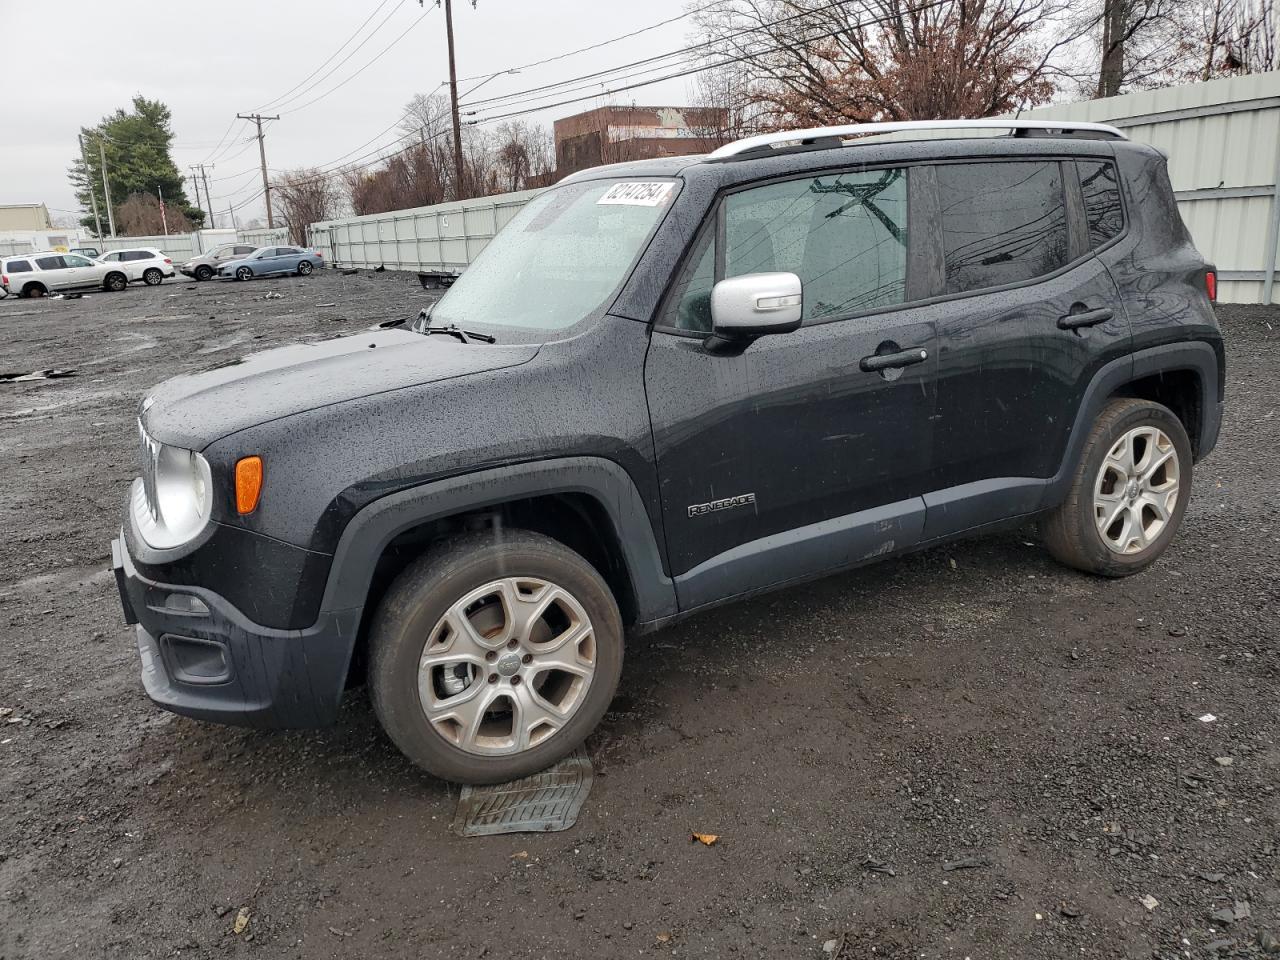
[164,258,172,264]
[1205,270,1217,302]
[1,275,7,286]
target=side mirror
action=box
[710,272,803,338]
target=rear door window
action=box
[234,246,255,256]
[936,161,1069,295]
[35,256,66,270]
[1077,160,1124,247]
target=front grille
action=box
[137,420,160,521]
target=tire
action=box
[142,268,163,286]
[194,265,214,282]
[235,266,253,282]
[22,283,46,298]
[104,272,127,292]
[369,529,623,784]
[297,260,313,276]
[1041,397,1193,577]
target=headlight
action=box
[132,427,213,549]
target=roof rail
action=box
[706,119,1127,160]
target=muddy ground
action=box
[0,270,1276,959]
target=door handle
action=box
[859,347,929,373]
[1057,306,1113,330]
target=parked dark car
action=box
[112,120,1223,784]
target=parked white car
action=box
[98,247,176,286]
[0,252,129,298]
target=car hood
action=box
[142,328,540,450]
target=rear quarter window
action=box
[1077,160,1124,247]
[936,160,1069,295]
[5,259,32,273]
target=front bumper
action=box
[112,536,361,728]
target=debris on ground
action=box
[1210,901,1252,923]
[452,748,593,836]
[862,856,896,876]
[262,292,284,300]
[0,368,77,383]
[232,907,250,934]
[691,832,718,846]
[1140,895,1160,911]
[942,855,991,872]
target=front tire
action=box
[194,265,214,282]
[1041,397,1193,577]
[235,266,253,282]
[143,268,163,286]
[369,529,623,784]
[104,272,127,292]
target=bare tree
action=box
[690,0,1079,126]
[116,192,193,235]
[491,120,555,192]
[271,168,342,245]
[1189,0,1277,78]
[687,64,764,145]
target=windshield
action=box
[431,179,677,331]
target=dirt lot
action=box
[0,270,1276,959]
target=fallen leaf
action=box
[691,832,718,846]
[511,850,529,859]
[656,931,672,943]
[233,907,250,935]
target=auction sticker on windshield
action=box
[597,182,676,206]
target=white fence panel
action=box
[0,240,34,257]
[97,234,201,260]
[308,189,543,273]
[237,227,290,247]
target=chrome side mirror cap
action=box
[710,272,803,338]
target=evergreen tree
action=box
[68,96,205,235]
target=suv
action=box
[181,243,257,282]
[2,252,128,298]
[111,120,1224,784]
[99,247,175,286]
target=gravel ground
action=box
[0,271,1276,960]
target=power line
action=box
[456,1,719,83]
[460,0,874,112]
[466,0,952,125]
[253,0,399,111]
[278,4,435,116]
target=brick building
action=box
[550,106,729,180]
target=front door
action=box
[644,166,938,610]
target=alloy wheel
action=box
[417,577,597,756]
[1093,425,1180,554]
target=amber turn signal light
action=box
[235,456,263,514]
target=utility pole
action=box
[79,133,104,240]
[201,165,217,229]
[189,163,218,229]
[97,137,116,237]
[237,113,280,228]
[443,0,466,200]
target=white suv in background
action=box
[0,252,129,298]
[98,247,176,286]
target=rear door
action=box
[645,165,939,609]
[923,157,1131,539]
[33,254,70,289]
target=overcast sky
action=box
[2,0,697,227]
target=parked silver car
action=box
[180,243,258,282]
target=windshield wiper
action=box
[412,308,496,343]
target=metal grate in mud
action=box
[452,748,594,837]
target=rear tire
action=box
[143,268,163,286]
[369,529,623,784]
[1041,397,1193,577]
[297,260,313,276]
[22,283,47,298]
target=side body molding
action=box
[317,457,678,624]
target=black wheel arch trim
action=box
[316,456,678,626]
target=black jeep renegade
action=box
[113,120,1224,784]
